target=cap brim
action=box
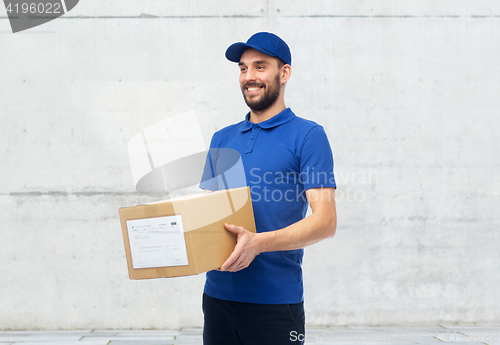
[225,42,278,63]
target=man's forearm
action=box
[220,187,336,272]
[257,209,336,253]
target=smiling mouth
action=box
[245,85,264,94]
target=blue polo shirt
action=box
[200,108,336,304]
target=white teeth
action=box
[247,87,261,92]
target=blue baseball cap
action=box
[225,32,292,66]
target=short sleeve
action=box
[299,126,336,190]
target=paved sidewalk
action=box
[0,326,499,344]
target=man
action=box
[200,32,337,345]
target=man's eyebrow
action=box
[253,60,270,65]
[238,60,270,66]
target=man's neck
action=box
[249,102,286,124]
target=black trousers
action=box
[202,293,305,345]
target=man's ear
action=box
[281,64,292,84]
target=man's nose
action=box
[245,68,256,81]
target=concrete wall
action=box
[1,0,499,329]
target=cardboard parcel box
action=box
[119,187,255,279]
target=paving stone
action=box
[110,336,176,341]
[172,334,203,344]
[0,326,498,344]
[115,330,180,336]
[109,342,175,345]
[305,328,443,343]
[79,330,178,342]
[80,337,119,342]
[10,342,109,345]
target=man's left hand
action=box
[220,223,262,272]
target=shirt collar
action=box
[240,108,296,132]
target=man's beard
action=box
[241,74,281,112]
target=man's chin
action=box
[243,92,279,112]
[244,97,262,110]
[246,102,267,112]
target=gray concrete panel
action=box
[0,0,498,330]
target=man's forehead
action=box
[239,48,276,64]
